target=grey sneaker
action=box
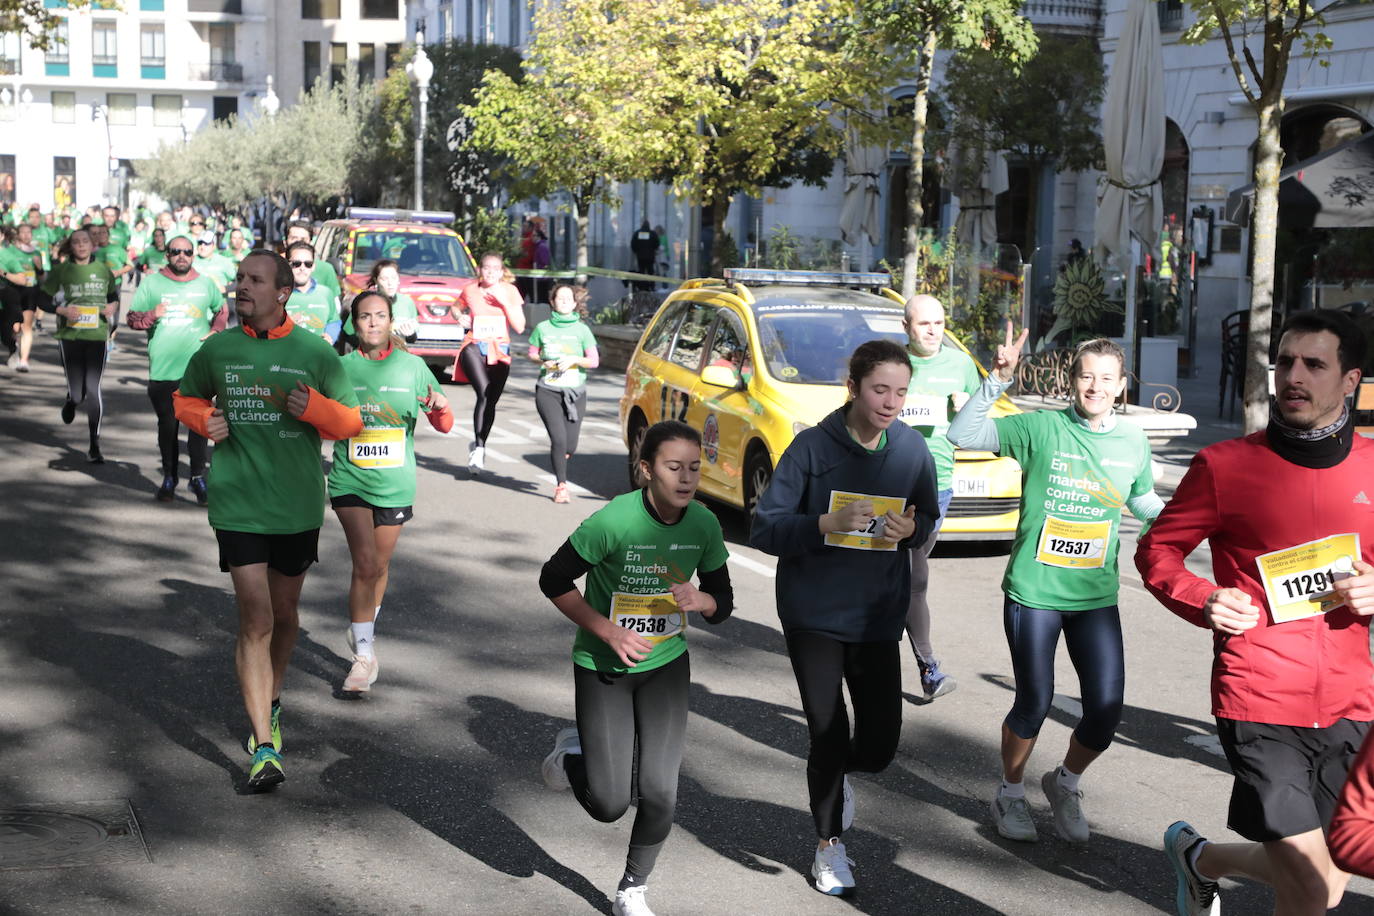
[541,726,581,790]
[991,791,1038,842]
[841,775,855,832]
[1041,770,1090,843]
[812,837,855,895]
[1164,821,1220,916]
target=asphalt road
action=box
[3,325,1372,915]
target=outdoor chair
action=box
[1218,309,1248,420]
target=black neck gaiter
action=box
[1266,404,1354,469]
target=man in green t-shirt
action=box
[283,221,341,300]
[101,206,131,251]
[284,241,341,343]
[192,233,236,294]
[901,294,983,700]
[174,249,362,792]
[128,235,225,503]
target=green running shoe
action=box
[244,703,283,755]
[247,746,284,792]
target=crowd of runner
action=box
[9,197,1374,916]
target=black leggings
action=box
[459,345,510,446]
[566,653,689,882]
[786,632,902,839]
[148,379,207,478]
[59,339,107,446]
[534,384,586,483]
[1002,599,1125,753]
[0,284,20,353]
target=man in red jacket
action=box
[1137,308,1374,916]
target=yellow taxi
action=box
[619,268,1022,540]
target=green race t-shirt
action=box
[139,247,169,272]
[905,345,983,491]
[313,261,341,298]
[129,271,225,380]
[529,317,598,389]
[106,221,131,249]
[0,244,33,283]
[569,490,730,674]
[327,348,435,507]
[97,244,129,273]
[41,261,119,341]
[286,283,341,337]
[193,253,236,290]
[178,323,359,534]
[342,292,419,336]
[995,407,1153,611]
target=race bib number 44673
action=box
[1256,533,1360,624]
[610,592,684,643]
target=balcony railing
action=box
[189,62,243,82]
[1021,0,1102,34]
[1158,1,1185,30]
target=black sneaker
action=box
[88,444,104,464]
[188,475,208,506]
[156,475,177,502]
[61,399,76,424]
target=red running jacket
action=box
[1134,431,1374,728]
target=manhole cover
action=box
[0,799,150,870]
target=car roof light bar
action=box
[722,267,893,287]
[346,207,456,225]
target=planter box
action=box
[591,324,643,372]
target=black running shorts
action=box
[215,528,320,576]
[1217,716,1371,842]
[329,493,412,527]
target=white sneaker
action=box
[342,653,379,693]
[991,791,1038,842]
[812,837,855,895]
[611,885,655,916]
[1041,770,1090,843]
[468,445,485,473]
[841,775,855,832]
[541,726,581,790]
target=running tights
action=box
[904,488,953,663]
[566,653,689,882]
[1002,599,1124,753]
[59,339,107,446]
[534,384,586,483]
[786,632,902,839]
[148,379,207,478]
[459,345,510,446]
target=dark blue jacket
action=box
[750,405,939,641]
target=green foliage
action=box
[1045,257,1121,346]
[0,0,119,51]
[715,231,742,270]
[761,225,801,270]
[463,208,521,265]
[943,36,1105,173]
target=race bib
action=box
[824,490,907,551]
[1036,516,1111,569]
[1256,533,1360,624]
[73,305,100,329]
[610,592,684,644]
[472,315,505,340]
[348,427,405,469]
[899,394,946,426]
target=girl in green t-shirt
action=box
[342,260,419,341]
[527,283,600,504]
[538,421,734,916]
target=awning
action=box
[1225,130,1374,228]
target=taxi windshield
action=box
[755,305,908,385]
[352,231,475,278]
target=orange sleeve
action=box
[426,403,454,434]
[173,390,216,438]
[299,385,364,440]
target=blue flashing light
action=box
[346,207,456,225]
[722,267,893,287]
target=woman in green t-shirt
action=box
[41,228,120,463]
[527,283,600,504]
[343,260,418,342]
[538,420,734,916]
[138,227,169,277]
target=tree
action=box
[0,1,117,51]
[1183,0,1335,432]
[853,0,1036,298]
[942,36,1106,263]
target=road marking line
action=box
[535,474,592,495]
[727,550,775,578]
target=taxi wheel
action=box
[744,449,772,519]
[626,413,648,491]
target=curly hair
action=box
[548,282,590,319]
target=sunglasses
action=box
[289,259,314,268]
[189,221,205,227]
[168,247,193,256]
[197,241,213,246]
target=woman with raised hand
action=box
[343,259,418,344]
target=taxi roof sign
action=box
[722,267,893,288]
[346,207,455,225]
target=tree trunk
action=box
[1243,93,1283,433]
[901,30,938,299]
[709,194,731,276]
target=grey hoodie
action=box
[750,405,939,641]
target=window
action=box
[45,20,69,75]
[1158,0,1184,30]
[667,304,715,371]
[301,0,340,18]
[705,312,751,382]
[641,302,687,360]
[51,91,75,123]
[0,155,14,206]
[358,43,375,83]
[107,92,136,126]
[384,43,401,73]
[303,41,321,88]
[208,24,235,63]
[509,0,522,44]
[361,0,398,17]
[329,42,347,86]
[140,0,165,10]
[152,94,181,127]
[54,157,76,212]
[92,20,117,75]
[140,23,165,78]
[0,31,21,75]
[438,4,452,40]
[212,96,237,122]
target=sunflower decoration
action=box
[1043,256,1121,348]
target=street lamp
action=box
[405,25,433,211]
[257,76,280,245]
